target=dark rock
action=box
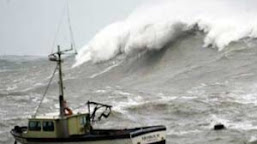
[214,123,226,130]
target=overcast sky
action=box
[0,0,148,56]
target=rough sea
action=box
[2,0,257,143]
[2,31,257,144]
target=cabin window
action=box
[43,121,55,131]
[28,121,41,131]
[80,116,87,125]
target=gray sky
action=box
[0,0,148,56]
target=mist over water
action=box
[2,0,257,144]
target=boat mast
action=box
[48,45,73,137]
[57,45,65,118]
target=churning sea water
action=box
[1,32,257,144]
[2,0,257,143]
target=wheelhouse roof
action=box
[29,112,88,120]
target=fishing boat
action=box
[10,46,167,144]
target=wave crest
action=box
[75,0,257,66]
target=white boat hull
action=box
[12,126,166,144]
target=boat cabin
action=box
[23,113,90,138]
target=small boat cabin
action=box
[24,113,90,138]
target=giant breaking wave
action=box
[74,0,257,66]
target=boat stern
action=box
[130,125,166,144]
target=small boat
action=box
[10,46,167,144]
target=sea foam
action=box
[75,0,257,66]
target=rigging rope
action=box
[66,0,78,54]
[51,3,66,53]
[51,0,78,54]
[34,64,58,117]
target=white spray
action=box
[74,0,257,66]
